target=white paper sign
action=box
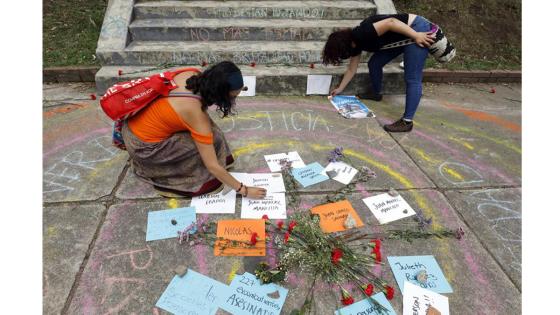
[362,193,416,224]
[230,172,285,195]
[190,189,236,214]
[239,75,256,97]
[241,193,287,219]
[306,75,332,95]
[322,161,358,185]
[264,151,306,172]
[403,281,449,315]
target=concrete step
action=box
[95,63,404,96]
[98,41,372,66]
[129,18,359,42]
[133,0,376,20]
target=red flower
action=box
[341,288,354,305]
[89,94,96,100]
[276,220,284,230]
[309,63,315,69]
[362,284,374,296]
[118,69,123,76]
[250,232,258,245]
[384,286,394,300]
[250,62,256,67]
[201,61,208,67]
[371,247,382,264]
[288,220,297,232]
[369,239,381,250]
[283,232,290,243]
[490,87,496,93]
[261,215,269,220]
[331,248,343,265]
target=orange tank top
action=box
[127,97,213,144]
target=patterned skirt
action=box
[121,120,234,196]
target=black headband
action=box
[227,71,244,91]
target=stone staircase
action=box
[95,0,404,95]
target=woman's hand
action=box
[245,186,267,199]
[414,32,436,48]
[330,86,344,96]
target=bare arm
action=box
[182,108,267,199]
[330,54,361,95]
[373,17,435,47]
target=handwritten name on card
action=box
[231,172,285,194]
[292,162,329,187]
[362,193,416,224]
[323,161,358,185]
[264,151,306,172]
[191,189,236,214]
[221,272,288,315]
[310,200,364,232]
[214,219,266,256]
[403,282,449,315]
[241,193,286,219]
[388,256,453,294]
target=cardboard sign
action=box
[362,193,416,224]
[387,256,453,294]
[190,189,236,214]
[156,269,229,315]
[214,219,266,256]
[335,292,397,315]
[291,162,329,188]
[241,192,287,219]
[322,161,358,185]
[306,74,332,95]
[146,207,196,241]
[264,151,306,172]
[220,272,289,315]
[310,200,364,232]
[231,172,285,195]
[403,282,449,315]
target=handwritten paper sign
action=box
[156,269,229,315]
[322,161,358,185]
[241,193,287,219]
[146,207,196,241]
[239,75,256,97]
[231,172,285,194]
[310,200,364,233]
[362,193,416,224]
[190,189,236,214]
[214,219,266,256]
[335,292,397,315]
[221,272,288,315]
[264,151,306,172]
[292,162,329,187]
[403,281,449,315]
[387,255,453,294]
[306,74,333,95]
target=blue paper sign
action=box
[156,269,230,315]
[146,207,196,241]
[220,272,288,315]
[291,162,329,187]
[335,293,397,315]
[387,255,453,294]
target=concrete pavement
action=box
[43,81,521,314]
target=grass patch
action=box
[394,0,521,70]
[43,0,107,67]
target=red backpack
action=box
[99,67,201,149]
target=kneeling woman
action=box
[122,61,267,199]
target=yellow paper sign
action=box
[310,200,364,232]
[214,219,266,256]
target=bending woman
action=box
[323,14,435,132]
[122,61,267,199]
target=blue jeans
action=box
[368,15,431,120]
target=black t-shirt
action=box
[350,14,410,55]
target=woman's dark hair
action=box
[322,28,354,66]
[185,61,240,117]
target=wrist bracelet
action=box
[236,182,244,193]
[242,186,248,197]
